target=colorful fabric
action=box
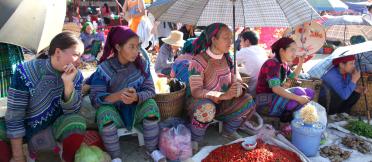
[182,38,196,54]
[52,114,87,140]
[143,119,160,152]
[5,58,83,141]
[188,52,234,99]
[0,43,24,98]
[129,16,142,33]
[80,32,104,51]
[256,59,294,94]
[90,56,155,130]
[187,94,255,141]
[193,23,227,54]
[100,123,121,159]
[267,87,314,116]
[62,133,85,162]
[96,99,159,131]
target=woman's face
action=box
[85,25,93,34]
[212,27,232,54]
[280,42,298,63]
[55,44,84,69]
[118,36,140,63]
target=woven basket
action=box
[155,85,186,121]
[351,75,372,116]
[288,79,323,102]
[240,73,251,85]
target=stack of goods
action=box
[320,145,351,162]
[202,140,302,162]
[345,120,372,139]
[291,104,326,156]
[341,136,371,154]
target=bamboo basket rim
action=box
[155,84,186,97]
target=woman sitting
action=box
[187,23,256,150]
[154,30,185,76]
[5,32,87,162]
[89,26,160,161]
[80,22,104,60]
[255,37,314,122]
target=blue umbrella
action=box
[307,0,349,12]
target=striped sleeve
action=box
[89,68,111,108]
[5,67,29,139]
[60,71,83,114]
[137,61,156,104]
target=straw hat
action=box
[162,31,185,47]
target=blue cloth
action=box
[321,67,356,100]
[5,59,83,141]
[80,32,105,49]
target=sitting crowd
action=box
[0,22,368,162]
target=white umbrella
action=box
[0,0,66,54]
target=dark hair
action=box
[104,3,110,13]
[368,5,372,11]
[271,37,295,63]
[240,31,258,45]
[48,32,83,56]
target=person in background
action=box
[123,0,145,32]
[256,37,314,122]
[320,55,367,115]
[236,31,268,95]
[4,32,86,162]
[101,3,111,26]
[90,26,160,162]
[154,31,185,75]
[187,23,256,151]
[363,5,372,22]
[156,22,178,48]
[179,24,196,40]
[80,22,105,61]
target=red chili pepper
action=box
[202,140,301,162]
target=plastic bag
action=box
[75,143,111,162]
[294,101,327,126]
[159,124,192,161]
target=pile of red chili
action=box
[202,139,301,162]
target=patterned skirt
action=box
[96,99,160,132]
[187,93,256,123]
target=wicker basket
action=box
[288,79,323,102]
[240,73,251,85]
[351,75,372,116]
[154,85,186,121]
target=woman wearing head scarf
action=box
[187,23,256,150]
[255,37,314,121]
[89,26,160,161]
[80,22,104,58]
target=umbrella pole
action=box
[232,0,236,75]
[357,54,370,123]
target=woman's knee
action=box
[192,99,216,123]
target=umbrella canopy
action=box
[307,0,349,12]
[308,41,372,79]
[344,1,372,14]
[322,15,372,27]
[326,25,372,42]
[0,0,66,54]
[148,0,320,28]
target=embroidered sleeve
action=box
[188,59,210,99]
[89,67,111,108]
[264,60,281,88]
[5,66,30,138]
[137,60,156,104]
[60,71,83,114]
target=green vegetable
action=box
[75,143,110,162]
[346,120,372,138]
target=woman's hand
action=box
[121,88,138,104]
[296,95,310,105]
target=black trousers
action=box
[328,91,361,115]
[158,37,165,48]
